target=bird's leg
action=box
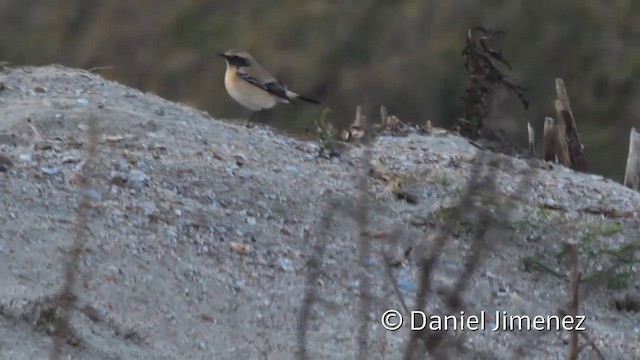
[246,110,261,128]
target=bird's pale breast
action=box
[224,68,277,111]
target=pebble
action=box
[76,98,89,105]
[127,170,147,183]
[398,278,417,292]
[246,217,257,226]
[0,154,13,170]
[41,166,59,175]
[115,159,129,171]
[62,156,81,164]
[18,154,32,162]
[210,200,222,209]
[279,258,294,272]
[238,169,253,179]
[136,161,151,171]
[285,165,300,175]
[83,188,102,202]
[141,201,157,215]
[35,141,54,151]
[110,171,127,187]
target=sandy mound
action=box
[0,66,638,359]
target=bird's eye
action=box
[233,56,251,67]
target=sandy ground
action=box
[0,65,639,359]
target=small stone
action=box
[105,135,127,143]
[41,166,59,175]
[509,293,524,304]
[83,188,102,202]
[0,153,12,171]
[18,154,32,162]
[141,201,157,215]
[70,174,87,185]
[230,241,248,255]
[285,166,299,175]
[114,159,129,171]
[238,170,252,179]
[210,200,222,210]
[127,170,147,183]
[35,141,54,151]
[398,278,417,292]
[110,172,127,187]
[246,217,257,226]
[136,161,151,171]
[62,156,81,164]
[279,258,294,272]
[76,98,89,105]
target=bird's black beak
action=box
[217,53,229,59]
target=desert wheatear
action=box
[217,49,319,125]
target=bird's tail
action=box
[286,90,320,105]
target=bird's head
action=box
[217,49,253,68]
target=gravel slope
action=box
[0,66,639,359]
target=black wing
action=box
[236,71,291,101]
[264,81,291,101]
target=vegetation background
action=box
[0,0,638,180]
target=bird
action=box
[217,49,320,126]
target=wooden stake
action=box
[555,79,588,172]
[527,122,535,155]
[543,117,557,162]
[554,101,573,167]
[354,105,363,128]
[623,127,640,190]
[380,105,388,125]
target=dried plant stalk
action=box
[459,26,528,137]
